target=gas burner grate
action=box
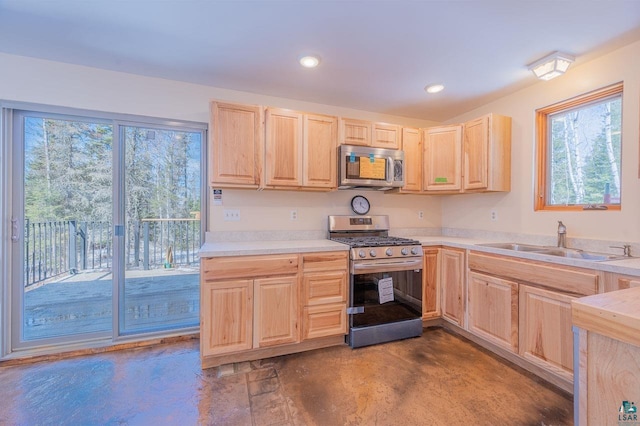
[331,236,420,248]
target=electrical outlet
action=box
[418,211,424,219]
[290,210,298,221]
[223,209,240,221]
[491,210,497,221]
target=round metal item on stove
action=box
[386,248,393,256]
[369,249,377,257]
[358,250,366,258]
[401,248,409,255]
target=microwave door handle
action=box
[387,157,393,184]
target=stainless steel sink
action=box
[477,242,629,261]
[477,242,549,252]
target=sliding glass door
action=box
[10,108,204,350]
[120,124,202,334]
[13,112,114,344]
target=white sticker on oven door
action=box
[376,277,394,304]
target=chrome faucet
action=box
[610,244,632,257]
[557,221,567,248]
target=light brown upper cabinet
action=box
[399,127,423,193]
[303,114,338,189]
[265,108,303,187]
[210,101,264,188]
[372,122,401,149]
[463,114,511,192]
[340,118,371,146]
[340,118,400,149]
[265,108,337,190]
[424,124,463,192]
[422,114,511,194]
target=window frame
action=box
[534,82,623,211]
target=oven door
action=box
[350,258,422,329]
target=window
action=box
[535,83,623,211]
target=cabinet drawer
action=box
[302,271,347,305]
[301,251,348,272]
[202,255,299,281]
[469,252,598,296]
[303,303,347,340]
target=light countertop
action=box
[199,235,640,275]
[572,286,640,346]
[199,239,349,257]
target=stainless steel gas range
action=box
[328,215,423,348]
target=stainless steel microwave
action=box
[338,145,405,190]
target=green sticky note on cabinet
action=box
[435,177,448,183]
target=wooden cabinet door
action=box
[463,116,489,190]
[422,248,439,319]
[519,285,575,382]
[440,248,465,326]
[401,127,423,192]
[265,108,303,187]
[340,118,371,146]
[200,279,253,357]
[303,114,338,189]
[210,101,263,187]
[463,113,511,192]
[424,125,462,192]
[254,276,299,348]
[372,122,400,149]
[468,272,518,352]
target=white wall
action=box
[443,40,640,244]
[0,53,441,236]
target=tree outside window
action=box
[535,83,623,211]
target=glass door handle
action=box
[11,217,19,242]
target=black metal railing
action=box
[24,218,200,288]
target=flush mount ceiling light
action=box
[424,84,445,94]
[528,51,575,81]
[299,55,320,68]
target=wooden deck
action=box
[23,267,199,340]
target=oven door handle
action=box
[351,258,423,274]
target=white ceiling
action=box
[1,0,639,122]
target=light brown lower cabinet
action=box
[600,271,640,292]
[519,284,575,383]
[201,275,299,356]
[303,303,347,340]
[301,252,348,340]
[440,248,465,327]
[200,252,348,368]
[467,271,518,352]
[422,248,440,319]
[201,279,253,357]
[254,276,299,347]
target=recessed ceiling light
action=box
[425,84,445,94]
[299,55,320,68]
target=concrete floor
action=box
[0,327,573,425]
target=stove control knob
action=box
[401,248,409,256]
[411,247,421,255]
[385,248,393,256]
[358,250,366,258]
[369,249,377,258]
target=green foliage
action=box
[24,118,202,224]
[548,96,621,206]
